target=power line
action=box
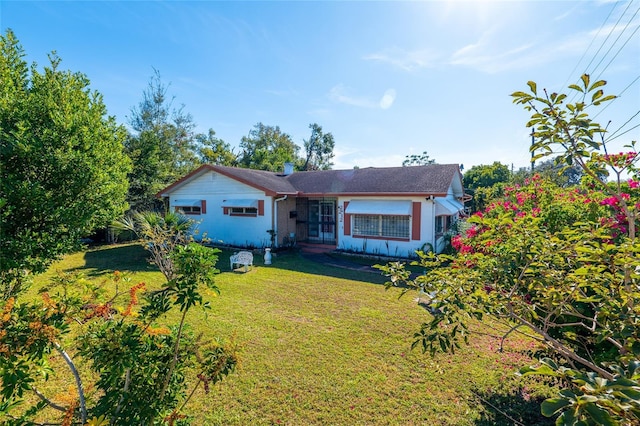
[592,4,640,80]
[605,119,640,143]
[567,0,637,104]
[594,73,640,120]
[582,0,636,76]
[561,1,619,90]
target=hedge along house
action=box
[157,163,467,256]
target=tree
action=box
[402,150,435,166]
[463,162,512,213]
[379,75,640,425]
[125,70,200,211]
[512,157,583,187]
[300,123,335,171]
[1,213,237,424]
[197,128,237,166]
[237,122,299,172]
[0,29,131,298]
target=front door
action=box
[308,200,336,243]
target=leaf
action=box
[591,89,604,103]
[583,402,616,426]
[581,74,590,90]
[569,84,584,93]
[541,397,573,417]
[588,79,606,91]
[527,81,537,95]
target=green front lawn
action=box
[29,243,554,425]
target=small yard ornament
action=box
[264,248,272,265]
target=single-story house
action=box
[157,163,467,257]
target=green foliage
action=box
[380,75,640,425]
[463,162,511,190]
[125,70,212,211]
[0,29,131,298]
[402,150,436,166]
[513,157,583,188]
[237,122,300,172]
[463,162,511,213]
[300,123,335,171]
[0,215,236,425]
[196,128,237,166]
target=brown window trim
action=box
[352,235,410,242]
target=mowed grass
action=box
[29,243,555,426]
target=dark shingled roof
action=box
[158,164,462,197]
[210,165,298,194]
[285,164,462,195]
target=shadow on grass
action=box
[79,244,389,285]
[473,391,553,426]
[80,244,158,276]
[255,250,389,285]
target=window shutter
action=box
[412,202,421,240]
[201,200,207,214]
[223,207,229,215]
[344,201,351,236]
[258,200,264,216]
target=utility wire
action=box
[594,73,640,120]
[561,1,619,90]
[605,120,640,143]
[567,0,636,104]
[592,5,640,80]
[582,0,635,76]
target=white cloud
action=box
[329,85,396,110]
[363,47,440,71]
[328,84,377,108]
[379,89,396,109]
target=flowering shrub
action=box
[0,214,237,425]
[379,75,640,425]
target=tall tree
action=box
[197,128,237,166]
[462,161,511,189]
[513,157,583,187]
[125,70,199,211]
[0,29,131,297]
[300,123,335,171]
[462,162,511,212]
[238,122,299,172]
[402,151,435,166]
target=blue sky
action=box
[2,1,639,171]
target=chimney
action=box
[283,162,294,176]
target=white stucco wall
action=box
[336,193,461,257]
[168,170,274,248]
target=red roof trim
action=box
[156,165,298,198]
[299,192,449,197]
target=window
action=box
[353,215,410,239]
[229,207,258,217]
[173,199,206,215]
[436,215,453,235]
[175,205,201,215]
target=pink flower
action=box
[600,197,618,206]
[629,180,640,189]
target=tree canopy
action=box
[0,29,131,297]
[237,122,300,172]
[402,150,436,166]
[300,123,335,171]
